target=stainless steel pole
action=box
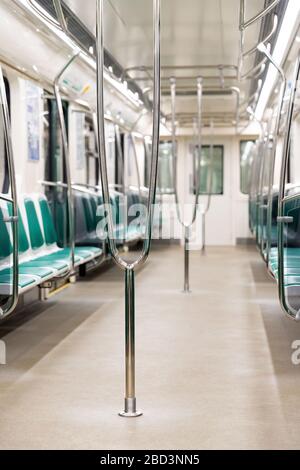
[119,268,142,417]
[96,0,161,417]
[171,77,203,290]
[183,226,190,293]
[201,213,206,255]
[54,53,80,276]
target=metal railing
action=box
[201,120,215,255]
[54,53,81,276]
[96,0,161,417]
[277,52,300,321]
[238,0,280,104]
[170,76,204,292]
[256,43,287,267]
[0,66,19,319]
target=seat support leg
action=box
[119,268,142,418]
[79,264,87,277]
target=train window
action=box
[194,145,224,195]
[144,138,152,188]
[0,77,10,193]
[115,129,125,190]
[85,117,99,187]
[240,140,255,194]
[105,121,116,186]
[44,98,68,184]
[157,141,175,192]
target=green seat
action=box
[2,266,53,279]
[270,259,300,270]
[22,256,68,272]
[0,274,36,290]
[282,275,300,287]
[39,197,102,264]
[269,248,300,259]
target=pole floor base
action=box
[119,410,143,418]
[182,289,191,294]
[119,398,142,418]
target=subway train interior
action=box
[0,0,300,453]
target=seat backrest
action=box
[0,204,13,260]
[81,195,95,233]
[8,204,30,254]
[24,198,45,250]
[38,197,58,246]
[74,193,89,243]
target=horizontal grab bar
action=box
[0,193,13,204]
[240,0,280,30]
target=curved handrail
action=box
[256,41,287,264]
[243,15,278,57]
[277,52,300,321]
[170,77,203,228]
[96,0,160,417]
[202,120,215,216]
[96,0,160,272]
[129,133,142,199]
[54,53,81,275]
[265,89,286,265]
[239,0,281,30]
[0,66,19,319]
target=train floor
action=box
[0,244,300,450]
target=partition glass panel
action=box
[105,121,116,187]
[194,145,224,195]
[158,141,175,193]
[240,140,255,195]
[0,77,15,311]
[279,67,300,315]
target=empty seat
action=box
[36,195,102,265]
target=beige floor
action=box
[0,244,300,450]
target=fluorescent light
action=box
[255,0,300,120]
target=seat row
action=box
[0,188,148,297]
[250,185,300,288]
[0,193,103,295]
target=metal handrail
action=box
[243,15,278,57]
[259,61,286,266]
[255,42,285,259]
[240,0,281,30]
[52,0,68,32]
[241,54,268,81]
[277,52,300,321]
[170,76,204,290]
[238,0,279,81]
[54,53,81,275]
[96,0,161,417]
[129,134,142,199]
[0,66,19,319]
[201,120,215,254]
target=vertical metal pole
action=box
[96,0,161,417]
[202,213,206,254]
[183,226,190,293]
[119,268,142,417]
[54,54,79,275]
